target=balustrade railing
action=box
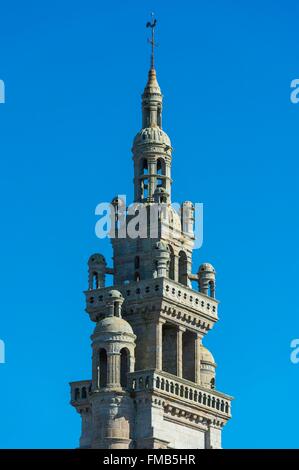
[128,370,231,417]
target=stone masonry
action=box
[70,35,233,449]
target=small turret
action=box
[154,241,170,277]
[90,289,136,449]
[88,254,107,289]
[200,345,216,389]
[198,263,216,298]
[91,289,135,390]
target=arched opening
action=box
[134,272,140,282]
[157,158,165,176]
[210,377,215,389]
[178,251,188,286]
[156,178,165,189]
[156,159,166,191]
[99,348,107,388]
[162,323,177,375]
[135,256,140,269]
[120,348,129,388]
[141,178,149,199]
[168,245,175,280]
[81,387,87,399]
[140,158,148,175]
[182,330,196,382]
[92,272,98,289]
[157,106,162,127]
[74,388,80,400]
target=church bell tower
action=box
[70,17,232,449]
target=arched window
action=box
[168,245,175,281]
[178,251,188,286]
[210,377,215,389]
[120,348,129,388]
[134,272,140,282]
[74,388,80,400]
[99,348,107,388]
[81,387,87,399]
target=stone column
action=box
[177,326,186,378]
[91,349,99,391]
[148,157,156,200]
[107,352,121,388]
[134,165,139,201]
[79,408,92,448]
[156,319,165,370]
[173,254,179,282]
[195,334,202,384]
[165,157,171,201]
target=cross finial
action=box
[146,13,157,69]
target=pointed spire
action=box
[146,13,157,70]
[143,67,161,96]
[142,15,162,129]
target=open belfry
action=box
[70,18,232,449]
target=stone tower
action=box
[70,23,232,449]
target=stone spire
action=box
[142,68,162,129]
[132,21,173,204]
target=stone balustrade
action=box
[85,277,218,322]
[128,370,232,418]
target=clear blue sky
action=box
[0,0,298,449]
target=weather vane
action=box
[146,12,157,69]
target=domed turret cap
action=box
[93,315,134,336]
[107,289,123,300]
[200,345,216,366]
[133,127,171,147]
[88,253,106,265]
[198,263,216,274]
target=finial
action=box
[146,13,157,70]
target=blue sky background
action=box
[0,0,299,448]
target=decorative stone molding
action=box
[129,369,232,421]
